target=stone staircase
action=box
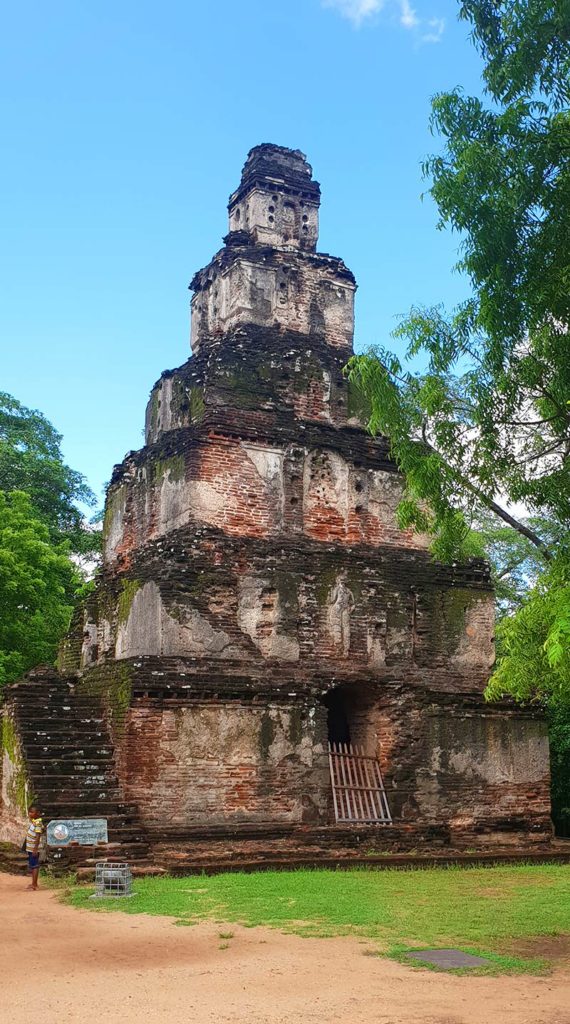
[7,668,151,872]
[0,842,27,874]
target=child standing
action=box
[24,806,43,891]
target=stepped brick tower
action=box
[1,146,552,871]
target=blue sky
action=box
[1,0,485,509]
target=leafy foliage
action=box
[346,351,552,562]
[470,515,565,615]
[0,392,98,554]
[547,698,570,836]
[348,1,570,561]
[487,555,570,705]
[459,0,570,105]
[0,394,100,687]
[348,0,570,827]
[0,492,78,687]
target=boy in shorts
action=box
[25,806,43,890]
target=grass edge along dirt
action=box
[60,863,570,976]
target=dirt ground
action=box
[2,874,569,1024]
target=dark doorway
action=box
[324,688,351,747]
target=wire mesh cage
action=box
[92,862,133,898]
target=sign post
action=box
[47,819,108,847]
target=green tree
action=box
[0,392,98,554]
[347,0,570,828]
[486,556,570,705]
[547,698,570,836]
[470,514,565,614]
[484,553,570,836]
[348,0,570,559]
[0,491,79,688]
[348,0,569,605]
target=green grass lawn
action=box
[64,863,570,975]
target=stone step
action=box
[24,746,115,757]
[17,726,107,734]
[153,846,570,876]
[8,679,148,875]
[18,732,108,743]
[75,864,166,882]
[12,697,104,707]
[12,700,103,708]
[14,708,82,716]
[39,804,137,819]
[38,802,123,817]
[36,797,122,809]
[17,724,106,735]
[28,770,117,781]
[9,688,69,696]
[15,705,105,716]
[0,842,28,872]
[32,783,118,792]
[25,759,116,770]
[106,830,150,841]
[49,840,151,858]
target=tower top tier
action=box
[190,144,355,353]
[227,144,320,251]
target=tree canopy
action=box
[348,0,570,718]
[0,491,78,688]
[0,391,97,554]
[0,393,100,687]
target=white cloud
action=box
[323,0,445,43]
[399,0,419,29]
[322,0,385,27]
[421,15,445,43]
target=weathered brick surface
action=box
[120,701,328,827]
[0,144,553,867]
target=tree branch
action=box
[421,439,553,561]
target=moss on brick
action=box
[2,715,29,813]
[442,588,476,646]
[219,367,262,408]
[96,584,116,629]
[274,571,298,611]
[289,352,323,394]
[57,605,84,673]
[117,579,141,626]
[259,713,275,761]
[102,485,126,544]
[77,663,133,738]
[112,664,134,735]
[316,565,341,607]
[152,455,186,485]
[189,387,205,423]
[288,708,303,747]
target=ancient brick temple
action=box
[1,145,553,871]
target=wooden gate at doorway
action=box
[328,743,392,824]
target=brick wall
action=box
[119,700,329,827]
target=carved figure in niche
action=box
[326,573,354,657]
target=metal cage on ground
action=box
[92,862,133,898]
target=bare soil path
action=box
[2,874,569,1024]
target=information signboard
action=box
[47,818,108,847]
